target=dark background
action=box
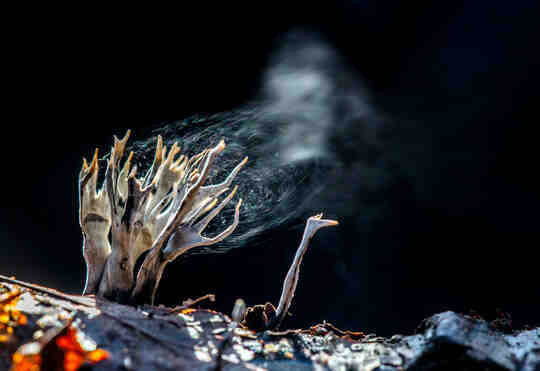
[2,2,539,336]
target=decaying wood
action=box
[4,129,539,370]
[1,276,539,371]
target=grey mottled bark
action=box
[1,276,539,371]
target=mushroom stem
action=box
[268,214,338,330]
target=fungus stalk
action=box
[242,214,338,331]
[79,131,246,304]
[269,213,338,329]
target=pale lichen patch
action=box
[194,345,212,362]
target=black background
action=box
[2,2,539,336]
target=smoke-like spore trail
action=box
[128,31,398,255]
[129,107,330,254]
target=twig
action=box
[169,293,216,313]
[0,274,94,307]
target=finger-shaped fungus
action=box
[78,131,246,304]
[242,214,338,331]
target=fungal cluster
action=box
[80,130,338,333]
[79,131,246,305]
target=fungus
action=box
[242,213,338,331]
[79,130,247,304]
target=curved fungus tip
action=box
[91,148,99,164]
[154,135,163,161]
[128,165,138,179]
[122,129,131,142]
[309,212,338,226]
[216,139,226,152]
[167,142,180,163]
[230,185,239,198]
[161,145,168,159]
[126,151,134,166]
[172,155,185,169]
[236,198,243,211]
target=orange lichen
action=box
[55,325,109,370]
[11,323,109,371]
[63,351,85,371]
[11,352,41,371]
[0,286,27,344]
[180,308,196,315]
[56,328,83,351]
[87,349,109,363]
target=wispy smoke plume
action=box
[130,31,396,254]
[262,32,375,165]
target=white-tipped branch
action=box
[269,213,338,330]
[78,131,245,304]
[131,142,243,305]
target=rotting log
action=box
[1,276,539,371]
[3,128,540,370]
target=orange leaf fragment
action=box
[1,286,27,344]
[63,350,85,371]
[12,353,23,363]
[11,323,110,371]
[56,328,84,352]
[87,348,109,363]
[11,353,41,371]
[54,325,109,370]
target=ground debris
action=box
[1,279,539,370]
[10,319,108,371]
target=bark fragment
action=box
[1,277,539,371]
